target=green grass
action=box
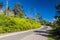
[0,14,41,33]
[48,31,55,40]
[48,37,54,40]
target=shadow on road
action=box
[34,31,49,33]
[34,30,60,40]
[34,30,52,37]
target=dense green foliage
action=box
[52,4,60,34]
[0,14,41,33]
[49,4,60,40]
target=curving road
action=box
[0,26,52,40]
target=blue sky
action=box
[0,0,60,22]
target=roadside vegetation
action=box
[0,1,52,34]
[48,4,60,40]
[0,14,41,33]
[0,2,42,34]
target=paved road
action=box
[21,26,52,40]
[0,26,52,40]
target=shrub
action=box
[0,14,41,33]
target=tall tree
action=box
[0,2,3,9]
[13,2,25,17]
[51,4,60,39]
[4,6,11,15]
[29,7,35,18]
[6,0,8,16]
[55,4,60,26]
[35,13,42,21]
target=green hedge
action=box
[0,14,41,33]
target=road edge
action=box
[0,26,44,38]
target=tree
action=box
[55,4,60,27]
[13,2,25,17]
[35,13,45,25]
[5,6,12,15]
[50,4,60,40]
[0,2,3,9]
[35,13,42,22]
[29,6,35,18]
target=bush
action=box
[0,14,41,33]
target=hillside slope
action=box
[0,14,41,33]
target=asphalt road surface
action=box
[0,26,52,40]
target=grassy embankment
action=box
[0,14,41,33]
